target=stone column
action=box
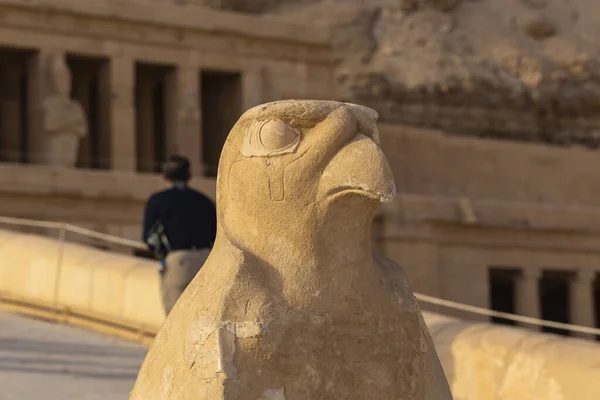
[242,62,265,111]
[173,65,202,176]
[515,267,541,331]
[109,55,136,171]
[570,269,596,340]
[135,74,156,173]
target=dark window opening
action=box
[152,79,166,168]
[0,47,33,164]
[19,67,28,163]
[488,268,519,326]
[135,63,174,173]
[201,70,242,177]
[67,55,109,169]
[540,270,571,337]
[594,275,600,341]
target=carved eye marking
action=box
[241,120,300,157]
[260,121,298,150]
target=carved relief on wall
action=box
[42,52,88,168]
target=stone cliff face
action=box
[193,0,600,148]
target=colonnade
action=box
[0,47,264,176]
[510,267,598,339]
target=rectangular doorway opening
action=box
[201,70,242,177]
[0,47,35,164]
[66,55,109,169]
[540,270,571,337]
[135,63,174,173]
[488,268,518,326]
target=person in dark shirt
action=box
[143,155,216,315]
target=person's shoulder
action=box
[188,188,215,205]
[147,188,175,203]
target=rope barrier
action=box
[0,215,64,229]
[0,214,598,336]
[0,150,219,175]
[416,293,600,336]
[63,224,146,250]
[0,216,146,249]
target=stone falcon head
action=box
[215,100,395,267]
[130,101,453,399]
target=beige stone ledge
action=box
[5,163,600,253]
[0,0,329,46]
[0,13,331,70]
[380,193,600,234]
[0,163,216,202]
[379,122,600,221]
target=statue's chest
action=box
[44,99,85,132]
[218,313,427,399]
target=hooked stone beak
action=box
[318,133,396,203]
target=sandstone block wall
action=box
[375,123,600,331]
[0,229,165,333]
[379,122,600,207]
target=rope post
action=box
[53,223,67,307]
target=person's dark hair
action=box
[162,155,191,182]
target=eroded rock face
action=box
[130,100,452,399]
[192,0,600,148]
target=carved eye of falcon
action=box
[241,120,300,157]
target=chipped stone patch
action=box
[261,387,286,400]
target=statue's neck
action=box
[222,200,379,311]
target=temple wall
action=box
[0,0,333,241]
[377,124,600,337]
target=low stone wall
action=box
[0,229,164,341]
[0,228,599,399]
[426,313,600,400]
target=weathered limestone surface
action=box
[130,100,453,399]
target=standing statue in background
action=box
[43,53,87,167]
[131,100,453,399]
